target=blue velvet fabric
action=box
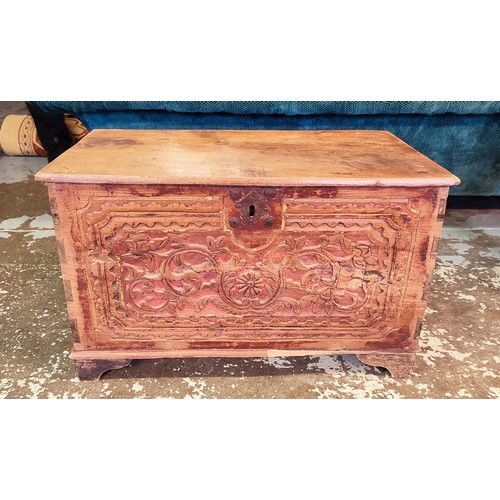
[32,101,500,116]
[29,101,500,196]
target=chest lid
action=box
[35,129,460,187]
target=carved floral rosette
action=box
[77,195,421,342]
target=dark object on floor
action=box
[26,102,73,162]
[447,196,500,209]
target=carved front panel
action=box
[76,189,421,343]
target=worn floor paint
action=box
[0,102,499,398]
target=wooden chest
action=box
[35,129,460,380]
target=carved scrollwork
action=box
[98,225,395,333]
[78,195,420,342]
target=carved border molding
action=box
[77,195,421,343]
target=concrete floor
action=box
[0,102,499,398]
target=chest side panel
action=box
[65,185,439,350]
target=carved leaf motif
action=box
[340,234,353,252]
[295,237,306,251]
[344,278,364,291]
[227,254,242,267]
[129,279,172,311]
[172,253,183,267]
[353,256,366,268]
[311,296,326,314]
[319,235,330,249]
[275,297,301,314]
[368,228,389,246]
[146,253,157,273]
[279,236,305,253]
[207,236,226,253]
[194,295,219,312]
[176,296,187,311]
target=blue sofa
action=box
[30,101,500,196]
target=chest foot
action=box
[75,359,132,381]
[356,352,416,378]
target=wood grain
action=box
[35,129,460,187]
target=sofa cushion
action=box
[27,101,500,196]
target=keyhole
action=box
[249,204,255,217]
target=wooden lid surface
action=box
[35,129,460,187]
